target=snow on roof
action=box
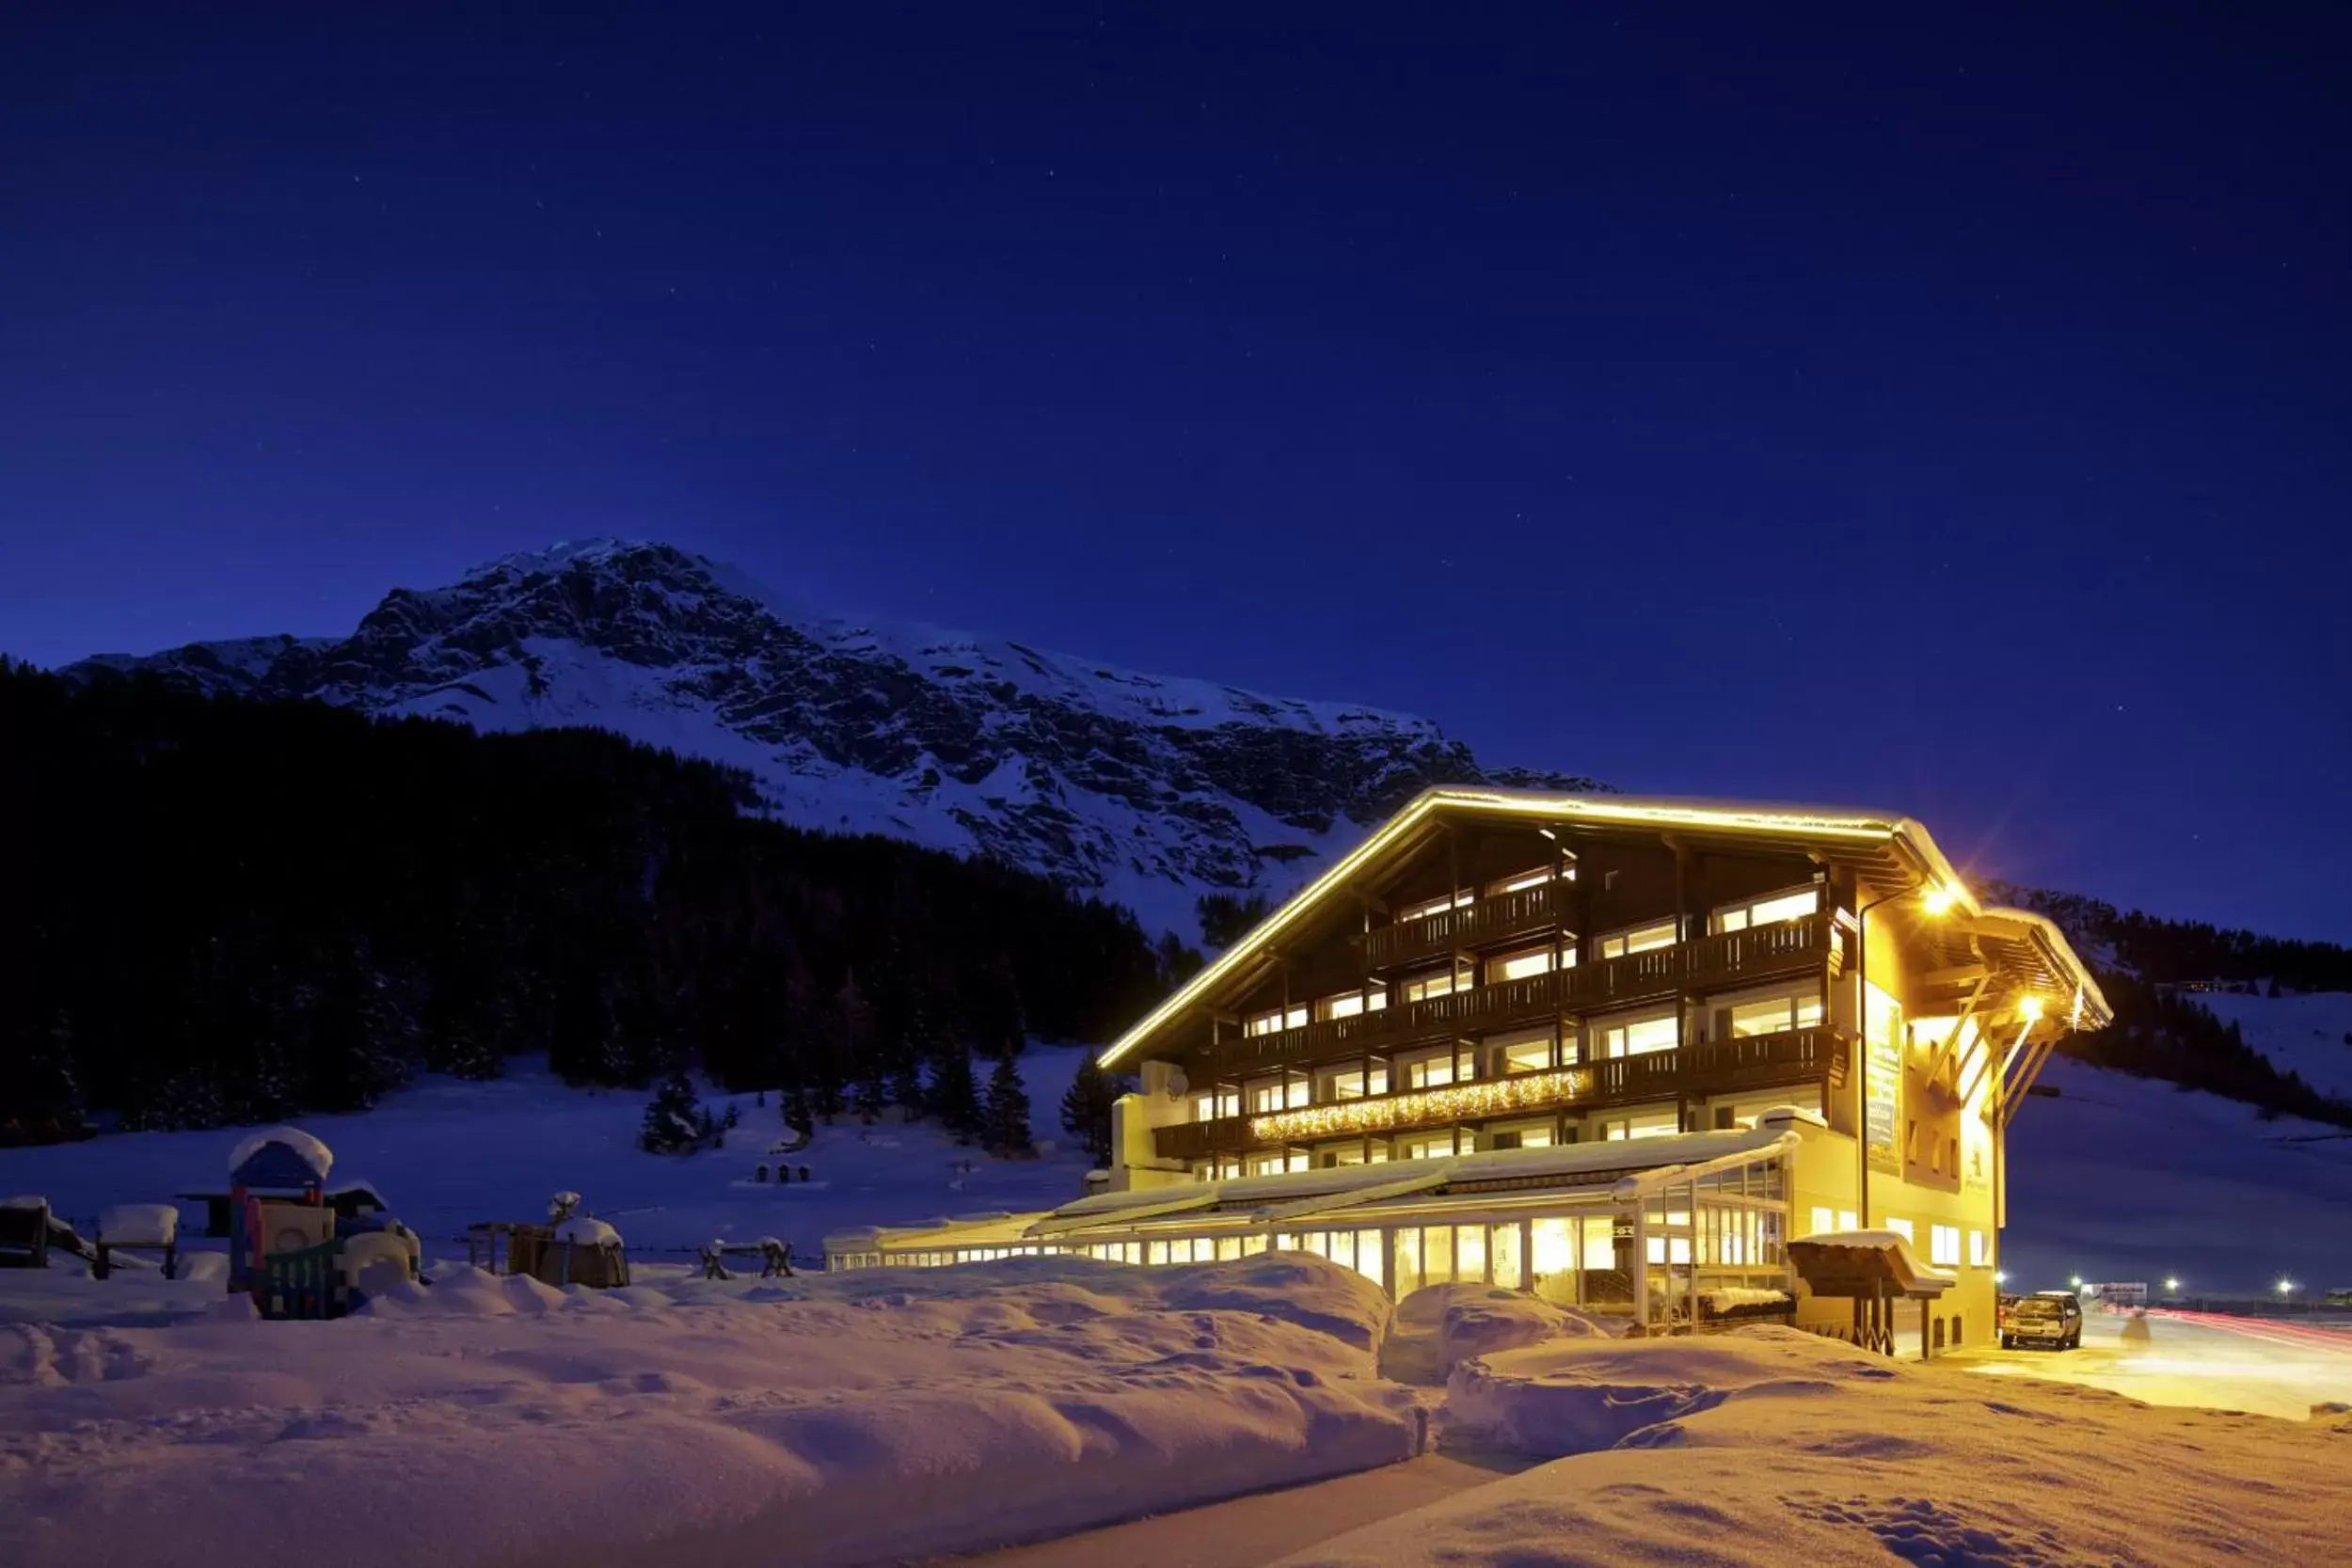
[1788,1228,1957,1290]
[1046,1126,1794,1228]
[228,1126,333,1182]
[553,1216,623,1247]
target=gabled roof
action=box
[1100,787,2111,1069]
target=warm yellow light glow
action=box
[2019,995,2045,1022]
[1921,885,1958,915]
[1246,1068,1592,1145]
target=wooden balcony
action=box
[1201,911,1835,1075]
[1154,1025,1851,1162]
[1563,910,1833,1009]
[1365,879,1568,971]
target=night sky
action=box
[4,6,2347,941]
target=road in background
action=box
[1956,1309,2352,1419]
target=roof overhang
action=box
[1099,787,2109,1069]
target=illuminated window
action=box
[1401,968,1462,1005]
[1712,886,1820,933]
[1315,1064,1390,1100]
[1931,1225,1961,1268]
[1714,1085,1822,1129]
[1592,1010,1677,1058]
[1809,1206,1835,1235]
[1486,1118,1554,1149]
[1245,1005,1308,1037]
[1193,1089,1241,1122]
[1837,1209,1858,1231]
[1600,1106,1678,1140]
[1395,1130,1458,1161]
[1596,919,1678,959]
[1316,987,1389,1021]
[1248,1076,1308,1113]
[1885,1216,1915,1244]
[1968,1230,1991,1267]
[1724,988,1825,1037]
[1486,945,1560,984]
[1398,1046,1475,1088]
[1398,890,1473,924]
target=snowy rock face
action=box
[69,540,1599,931]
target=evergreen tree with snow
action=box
[981,1047,1034,1157]
[1058,1054,1123,1162]
[640,1070,707,1153]
[930,1044,981,1142]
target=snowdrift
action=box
[0,1255,1420,1568]
[1293,1327,2352,1567]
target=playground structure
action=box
[463,1192,631,1288]
[228,1128,421,1320]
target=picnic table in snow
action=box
[697,1237,796,1280]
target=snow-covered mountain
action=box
[68,539,1598,935]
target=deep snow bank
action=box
[1285,1327,2352,1567]
[0,1255,1420,1568]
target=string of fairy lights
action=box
[1246,1067,1594,1146]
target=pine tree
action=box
[981,1047,1034,1157]
[640,1070,707,1153]
[930,1044,980,1142]
[1058,1054,1123,1162]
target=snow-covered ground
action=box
[2003,1055,2352,1296]
[2195,989,2352,1103]
[0,1254,1418,1568]
[0,1046,1100,1268]
[1279,1327,2352,1568]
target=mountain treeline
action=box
[1994,883,2352,1128]
[1,662,1171,1145]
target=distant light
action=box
[2278,1278,2296,1295]
[2020,996,2046,1022]
[1921,885,1957,916]
[1537,827,1557,841]
[1994,1270,2008,1285]
[2165,1276,2181,1292]
[2069,1274,2083,1289]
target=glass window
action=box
[1401,968,1462,1005]
[1727,990,1826,1037]
[1601,1106,1679,1140]
[1486,865,1562,896]
[1193,1089,1241,1122]
[1455,1224,1486,1284]
[1391,1227,1423,1296]
[1931,1225,1961,1267]
[1593,1011,1677,1058]
[1885,1216,1915,1243]
[1486,946,1558,984]
[1316,988,1388,1021]
[1490,1224,1524,1290]
[1809,1206,1835,1235]
[1395,1130,1458,1161]
[1597,919,1678,959]
[1246,1005,1309,1037]
[1398,890,1473,924]
[1968,1230,1991,1268]
[1712,886,1820,934]
[1423,1225,1454,1288]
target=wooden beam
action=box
[1924,963,1993,988]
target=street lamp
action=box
[2278,1278,2296,1296]
[2164,1276,2180,1293]
[1993,1269,2008,1285]
[2069,1274,2083,1289]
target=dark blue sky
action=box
[4,5,2347,940]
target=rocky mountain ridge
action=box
[69,539,1601,935]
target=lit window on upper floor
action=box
[1314,1064,1391,1100]
[1245,1005,1309,1037]
[1486,863,1571,897]
[1722,989,1825,1038]
[1400,967,1463,1005]
[1931,1225,1961,1267]
[1596,919,1678,959]
[1884,1216,1915,1243]
[1591,1010,1677,1058]
[1315,987,1389,1021]
[1193,1089,1241,1122]
[1397,890,1474,924]
[1597,1105,1679,1140]
[1711,886,1820,934]
[1486,944,1575,984]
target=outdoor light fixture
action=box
[2278,1278,2296,1295]
[1994,1270,2008,1285]
[2069,1274,2083,1289]
[2165,1276,2181,1292]
[1537,827,1557,841]
[1247,1068,1591,1145]
[1921,884,1958,916]
[2019,995,2046,1022]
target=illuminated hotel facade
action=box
[827,790,2107,1346]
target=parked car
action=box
[2000,1290,2083,1349]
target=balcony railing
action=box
[1365,879,1568,971]
[1154,1025,1850,1162]
[1205,911,1834,1073]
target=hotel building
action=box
[826,790,2107,1348]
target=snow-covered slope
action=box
[66,539,1597,935]
[2004,1055,2352,1295]
[2193,990,2352,1103]
[0,1047,1102,1268]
